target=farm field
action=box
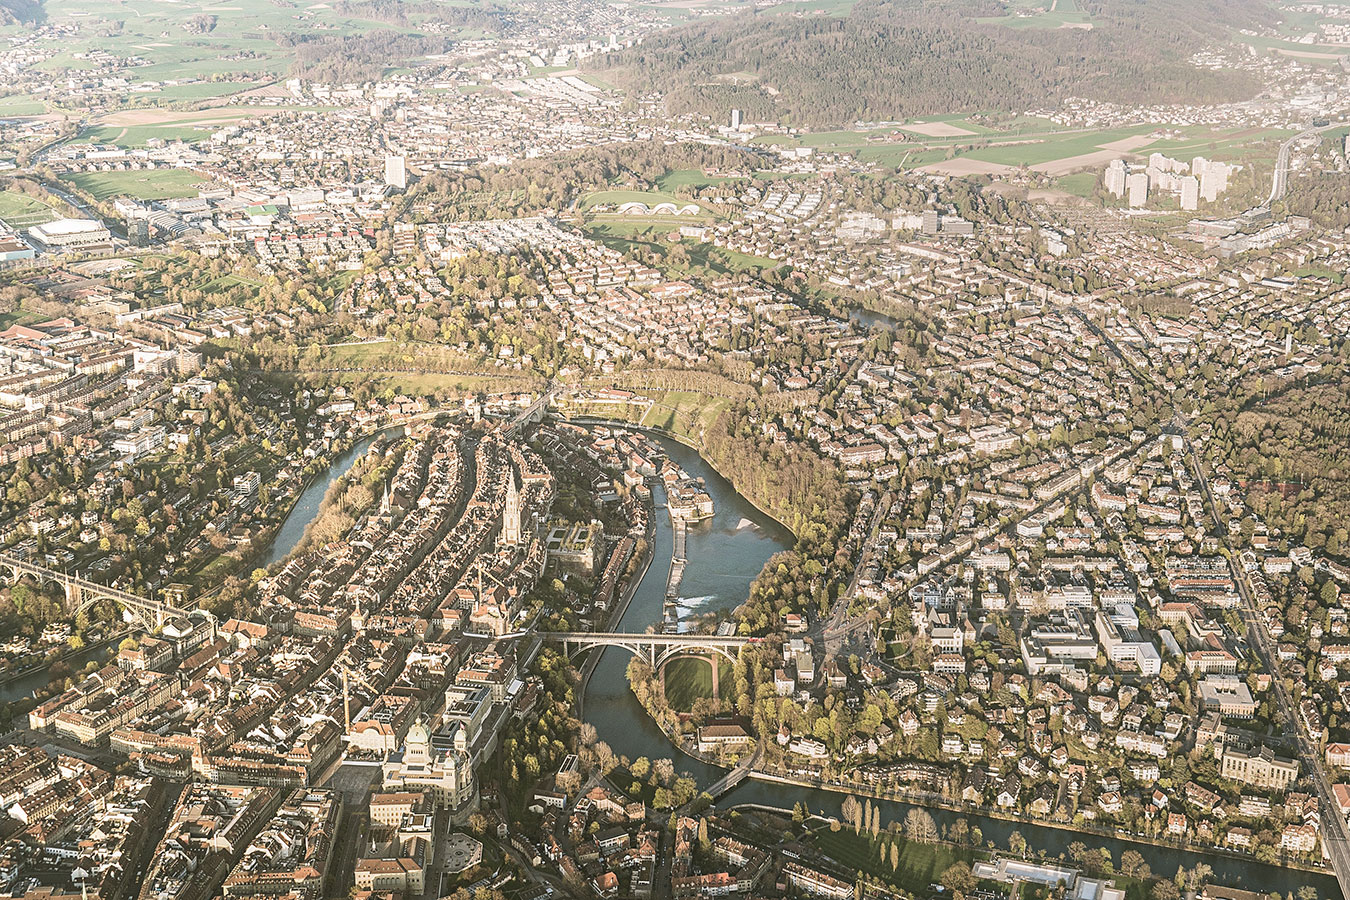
[0,0,485,106]
[0,95,46,117]
[976,0,1092,29]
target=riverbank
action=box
[0,629,129,705]
[743,769,1332,879]
[571,430,1339,897]
[575,494,656,718]
[562,417,799,541]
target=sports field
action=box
[61,170,207,202]
[582,189,704,212]
[663,656,732,711]
[0,191,59,229]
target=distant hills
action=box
[590,0,1272,129]
[0,0,43,25]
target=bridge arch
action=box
[0,552,187,631]
[543,631,759,670]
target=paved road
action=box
[1182,422,1350,900]
[1264,121,1346,208]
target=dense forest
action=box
[1205,375,1350,560]
[0,0,43,25]
[1281,170,1350,229]
[589,0,1268,127]
[279,29,448,83]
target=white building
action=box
[384,154,408,190]
[1180,176,1200,211]
[1104,159,1127,198]
[1126,172,1148,208]
[27,218,111,249]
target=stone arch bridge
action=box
[0,552,188,630]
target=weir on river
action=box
[662,517,688,631]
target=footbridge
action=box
[543,631,761,669]
[0,552,188,629]
[701,739,765,802]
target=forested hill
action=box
[589,0,1271,129]
[0,0,44,25]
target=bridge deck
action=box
[0,552,188,620]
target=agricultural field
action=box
[0,0,488,109]
[1051,172,1099,198]
[0,95,46,117]
[61,169,209,202]
[976,0,1093,30]
[78,124,217,148]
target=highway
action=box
[1264,121,1346,209]
[1182,422,1350,899]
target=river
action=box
[0,432,395,706]
[257,428,399,570]
[580,433,1337,896]
[0,637,120,705]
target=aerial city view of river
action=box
[583,434,1337,898]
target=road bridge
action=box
[543,631,761,669]
[500,385,556,437]
[0,552,188,629]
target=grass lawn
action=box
[0,94,45,116]
[62,169,206,201]
[961,126,1152,167]
[582,189,701,212]
[0,309,41,329]
[1054,172,1098,198]
[583,223,772,278]
[762,0,860,16]
[124,82,263,105]
[639,391,732,439]
[289,369,545,399]
[198,273,263,296]
[0,191,59,228]
[79,124,217,148]
[813,827,976,892]
[607,764,659,806]
[976,0,1092,28]
[560,385,742,440]
[656,169,738,193]
[662,656,732,712]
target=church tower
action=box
[501,471,522,546]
